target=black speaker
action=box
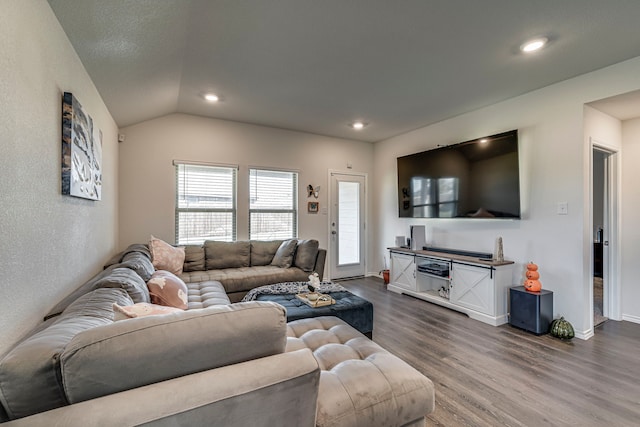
[509,286,553,335]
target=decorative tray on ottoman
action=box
[296,293,335,308]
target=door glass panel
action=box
[338,181,360,265]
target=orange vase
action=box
[382,269,390,285]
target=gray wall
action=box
[118,113,374,277]
[0,1,119,356]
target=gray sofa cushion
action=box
[271,239,297,268]
[59,301,287,404]
[0,288,133,420]
[186,280,231,309]
[45,264,131,320]
[205,241,250,270]
[103,244,152,269]
[179,266,311,300]
[183,245,205,272]
[250,240,283,266]
[94,268,150,304]
[293,239,319,272]
[122,243,152,260]
[47,244,153,319]
[120,251,154,282]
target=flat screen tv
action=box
[397,130,520,219]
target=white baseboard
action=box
[576,315,640,339]
[622,314,640,324]
[574,328,594,340]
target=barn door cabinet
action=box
[390,251,416,291]
[388,248,513,326]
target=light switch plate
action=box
[557,202,568,215]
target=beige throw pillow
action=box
[149,235,185,275]
[146,270,189,309]
[113,303,183,321]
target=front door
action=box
[329,172,366,279]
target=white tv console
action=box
[388,247,514,326]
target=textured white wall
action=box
[0,1,118,356]
[118,113,374,277]
[373,57,640,338]
[621,118,640,322]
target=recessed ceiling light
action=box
[520,37,548,53]
[350,121,368,130]
[479,138,489,144]
[204,93,220,102]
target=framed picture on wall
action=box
[61,92,102,201]
[308,201,319,213]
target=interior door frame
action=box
[590,139,621,327]
[327,170,368,280]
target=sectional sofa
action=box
[0,239,434,426]
[174,238,327,302]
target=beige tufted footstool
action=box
[286,317,435,427]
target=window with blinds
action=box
[175,163,237,244]
[249,169,298,240]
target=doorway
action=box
[328,172,366,279]
[592,149,607,326]
[591,143,621,329]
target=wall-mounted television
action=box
[397,130,520,219]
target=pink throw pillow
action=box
[149,235,185,275]
[146,270,189,309]
[113,302,183,321]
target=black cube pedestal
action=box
[509,286,553,335]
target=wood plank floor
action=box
[338,277,640,427]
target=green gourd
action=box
[550,317,575,340]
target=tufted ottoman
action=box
[286,317,435,427]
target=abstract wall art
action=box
[61,92,102,200]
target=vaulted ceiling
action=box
[48,0,640,142]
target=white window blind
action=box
[249,169,298,240]
[175,163,237,244]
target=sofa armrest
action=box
[4,349,320,427]
[315,249,327,280]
